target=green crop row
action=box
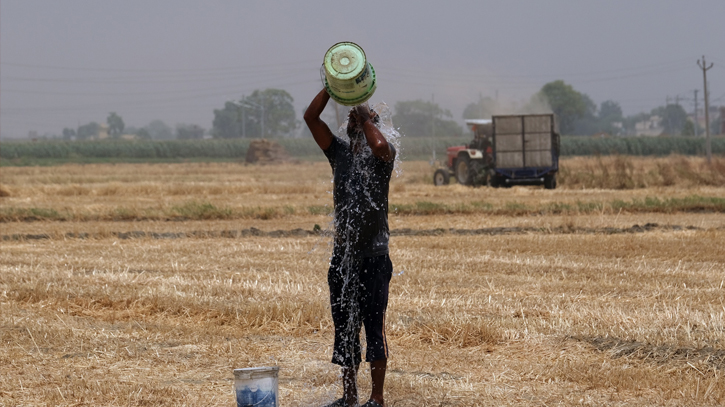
[2,136,723,163]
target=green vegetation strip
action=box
[1,196,723,222]
[391,195,725,216]
[1,223,705,242]
[3,136,724,165]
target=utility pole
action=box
[261,95,265,138]
[431,94,435,138]
[693,89,699,137]
[479,92,484,118]
[241,95,246,138]
[241,95,265,138]
[698,55,714,163]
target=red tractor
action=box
[434,115,560,188]
[433,119,494,186]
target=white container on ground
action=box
[234,366,279,407]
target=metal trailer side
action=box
[491,114,560,187]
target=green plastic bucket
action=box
[322,42,377,106]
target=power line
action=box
[1,78,319,114]
[0,59,320,73]
[378,57,694,80]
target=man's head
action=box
[346,104,379,142]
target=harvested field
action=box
[1,157,725,406]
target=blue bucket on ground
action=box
[234,366,279,407]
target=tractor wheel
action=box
[433,169,450,186]
[455,157,471,185]
[490,174,500,188]
[544,174,557,189]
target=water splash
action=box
[336,102,403,178]
[370,101,403,178]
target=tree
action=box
[176,124,205,140]
[145,120,174,140]
[76,122,100,140]
[572,94,598,135]
[212,101,242,139]
[596,100,624,136]
[622,111,651,136]
[462,96,499,120]
[137,128,152,140]
[213,89,297,138]
[599,100,623,122]
[656,104,688,135]
[536,80,593,135]
[107,112,125,138]
[241,89,297,138]
[682,120,695,137]
[392,99,462,137]
[62,127,76,140]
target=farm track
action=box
[1,222,717,242]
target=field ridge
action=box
[1,222,714,242]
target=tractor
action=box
[434,114,560,189]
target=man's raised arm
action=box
[304,89,335,151]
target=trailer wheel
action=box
[544,174,557,189]
[433,169,450,186]
[455,157,471,185]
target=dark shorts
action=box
[328,254,392,367]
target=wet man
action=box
[304,88,396,407]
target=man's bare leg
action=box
[342,364,359,406]
[369,358,387,406]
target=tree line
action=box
[60,112,206,142]
[49,80,722,142]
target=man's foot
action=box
[361,399,384,407]
[323,397,358,407]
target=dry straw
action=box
[1,157,725,405]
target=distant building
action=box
[96,124,110,140]
[634,115,663,137]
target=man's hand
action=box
[354,104,372,125]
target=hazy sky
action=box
[2,0,724,139]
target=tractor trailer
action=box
[434,114,560,189]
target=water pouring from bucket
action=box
[322,42,377,106]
